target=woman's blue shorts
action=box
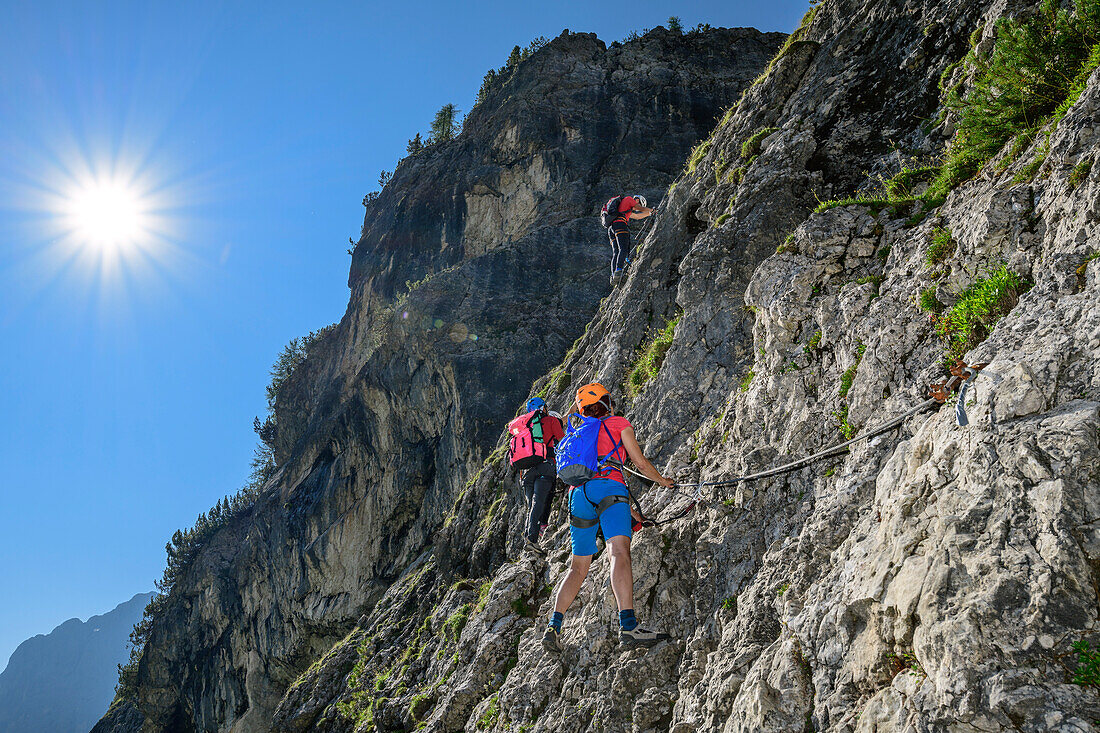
[569,478,632,556]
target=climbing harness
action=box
[569,489,630,529]
[613,362,988,526]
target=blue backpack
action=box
[555,416,623,486]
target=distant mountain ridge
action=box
[0,592,153,733]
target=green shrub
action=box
[935,265,1030,361]
[1071,640,1100,687]
[739,370,755,392]
[1070,158,1093,189]
[687,139,712,174]
[753,4,820,85]
[919,287,945,314]
[808,330,822,351]
[715,212,731,226]
[884,166,938,198]
[476,693,500,730]
[929,0,1100,198]
[833,405,855,439]
[442,604,472,643]
[838,344,866,398]
[741,127,778,160]
[627,313,681,397]
[926,227,956,267]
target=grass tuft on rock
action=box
[739,369,755,393]
[1070,157,1093,189]
[919,287,945,315]
[926,227,956,267]
[838,344,866,398]
[627,313,681,398]
[686,139,712,174]
[934,265,1030,362]
[741,127,778,160]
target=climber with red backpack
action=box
[507,397,565,556]
[542,382,673,652]
[600,194,653,287]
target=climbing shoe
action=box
[610,271,624,287]
[542,626,563,653]
[523,537,547,558]
[619,627,671,648]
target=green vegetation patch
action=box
[753,3,820,85]
[627,313,681,398]
[1071,640,1100,687]
[1070,157,1093,189]
[838,343,866,398]
[741,127,778,160]
[739,370,755,393]
[934,265,1030,362]
[926,226,956,268]
[474,581,492,613]
[442,603,472,645]
[476,693,501,730]
[833,404,854,440]
[687,139,712,174]
[919,287,945,315]
[929,0,1100,198]
[884,165,938,199]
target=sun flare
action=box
[64,178,149,251]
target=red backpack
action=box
[508,410,548,469]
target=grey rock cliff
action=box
[264,1,1100,731]
[93,27,783,733]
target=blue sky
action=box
[0,0,807,667]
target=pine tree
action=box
[406,133,423,154]
[507,45,522,68]
[430,103,460,143]
[668,16,683,34]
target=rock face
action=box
[99,1,1100,730]
[93,27,783,733]
[0,592,153,733]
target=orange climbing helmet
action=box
[575,382,611,409]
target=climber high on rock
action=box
[542,383,673,652]
[599,194,652,287]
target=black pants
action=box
[522,460,556,542]
[607,221,631,273]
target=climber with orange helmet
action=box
[542,382,674,652]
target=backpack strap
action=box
[594,419,624,474]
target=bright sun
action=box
[65,179,149,251]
